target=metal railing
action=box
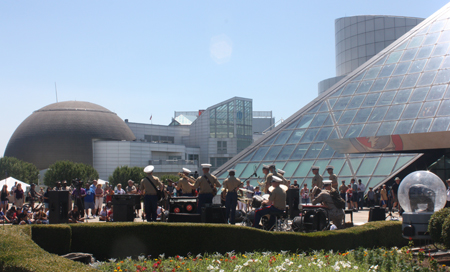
[149,160,198,166]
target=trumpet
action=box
[178,172,196,184]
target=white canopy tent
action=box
[97,179,108,185]
[0,177,31,191]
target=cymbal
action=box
[268,184,289,193]
[239,188,254,193]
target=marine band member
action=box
[312,180,345,229]
[222,169,242,224]
[177,168,195,196]
[253,176,286,229]
[193,164,221,214]
[140,165,164,222]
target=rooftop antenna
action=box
[55,82,58,102]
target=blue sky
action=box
[1,0,448,157]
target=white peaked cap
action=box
[144,165,155,173]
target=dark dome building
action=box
[4,101,136,170]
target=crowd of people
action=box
[0,162,414,230]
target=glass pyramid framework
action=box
[214,2,450,191]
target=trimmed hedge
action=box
[31,224,71,255]
[428,208,450,244]
[64,221,406,260]
[0,226,94,272]
[441,214,450,248]
[0,221,407,271]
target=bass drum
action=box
[243,210,255,227]
[302,208,328,232]
[235,210,246,223]
[291,216,303,232]
[252,196,264,208]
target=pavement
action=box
[345,208,402,226]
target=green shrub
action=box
[0,226,94,272]
[31,224,71,255]
[441,215,450,248]
[428,208,450,243]
[68,221,406,260]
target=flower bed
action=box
[94,247,448,272]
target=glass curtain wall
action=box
[216,3,450,190]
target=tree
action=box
[44,161,99,188]
[0,156,39,184]
[160,174,182,185]
[109,166,145,188]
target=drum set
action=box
[235,187,291,231]
[235,187,331,232]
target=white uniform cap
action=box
[227,169,236,173]
[182,168,191,173]
[262,165,269,170]
[326,165,334,170]
[277,169,285,174]
[269,164,276,168]
[395,177,400,180]
[272,176,282,183]
[201,164,212,169]
[311,166,319,170]
[323,180,332,186]
[144,165,155,173]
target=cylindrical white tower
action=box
[318,15,424,95]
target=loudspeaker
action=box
[287,189,300,219]
[368,206,386,222]
[48,191,70,224]
[201,207,226,223]
[112,195,137,222]
[168,213,202,223]
[113,204,135,222]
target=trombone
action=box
[178,172,196,185]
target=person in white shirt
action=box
[357,179,366,210]
[115,183,126,195]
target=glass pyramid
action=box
[215,2,450,191]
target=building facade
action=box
[93,97,274,179]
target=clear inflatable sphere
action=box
[398,171,446,213]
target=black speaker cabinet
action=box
[112,195,137,222]
[201,207,226,223]
[368,206,386,222]
[113,204,135,222]
[168,213,202,223]
[287,189,300,219]
[48,191,70,224]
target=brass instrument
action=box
[178,172,196,185]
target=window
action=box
[144,135,174,144]
[210,157,229,168]
[217,141,227,154]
